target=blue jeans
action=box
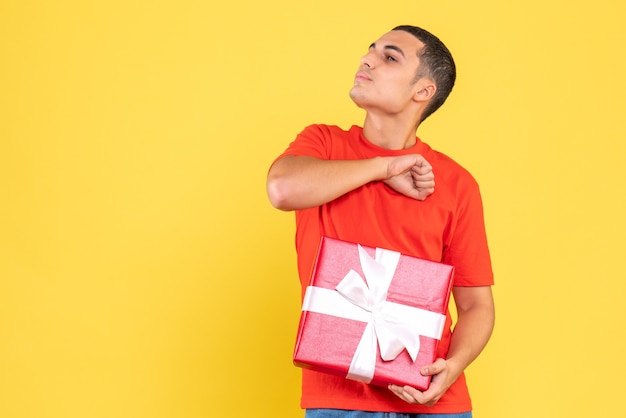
[305,410,472,418]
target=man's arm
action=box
[388,285,495,406]
[266,154,435,211]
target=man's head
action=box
[350,26,456,124]
[393,25,456,121]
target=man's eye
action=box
[386,55,397,62]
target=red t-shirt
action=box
[278,124,494,414]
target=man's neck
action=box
[362,113,421,150]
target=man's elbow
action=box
[266,175,295,211]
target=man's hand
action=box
[387,358,461,406]
[382,154,435,200]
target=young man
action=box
[267,25,495,418]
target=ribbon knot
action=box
[336,245,421,381]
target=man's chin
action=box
[349,88,367,108]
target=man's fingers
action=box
[412,172,435,192]
[421,358,447,376]
[388,385,421,404]
[388,384,437,406]
[411,168,434,184]
[412,159,433,174]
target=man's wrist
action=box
[443,356,466,381]
[372,156,389,181]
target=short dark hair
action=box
[393,25,456,121]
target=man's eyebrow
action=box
[369,42,406,58]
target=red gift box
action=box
[293,237,454,390]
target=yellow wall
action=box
[1,1,625,417]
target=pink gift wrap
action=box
[293,237,454,390]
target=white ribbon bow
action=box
[302,244,446,383]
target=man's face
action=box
[349,30,425,114]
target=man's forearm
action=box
[445,286,495,380]
[266,155,386,211]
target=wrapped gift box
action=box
[293,237,454,390]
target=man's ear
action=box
[413,80,436,102]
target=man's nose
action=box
[360,53,375,68]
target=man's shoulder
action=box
[427,147,479,186]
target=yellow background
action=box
[1,1,625,417]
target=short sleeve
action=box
[273,124,338,162]
[442,179,494,287]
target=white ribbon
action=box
[302,244,446,383]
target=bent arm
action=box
[445,285,495,380]
[388,285,494,406]
[266,154,435,211]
